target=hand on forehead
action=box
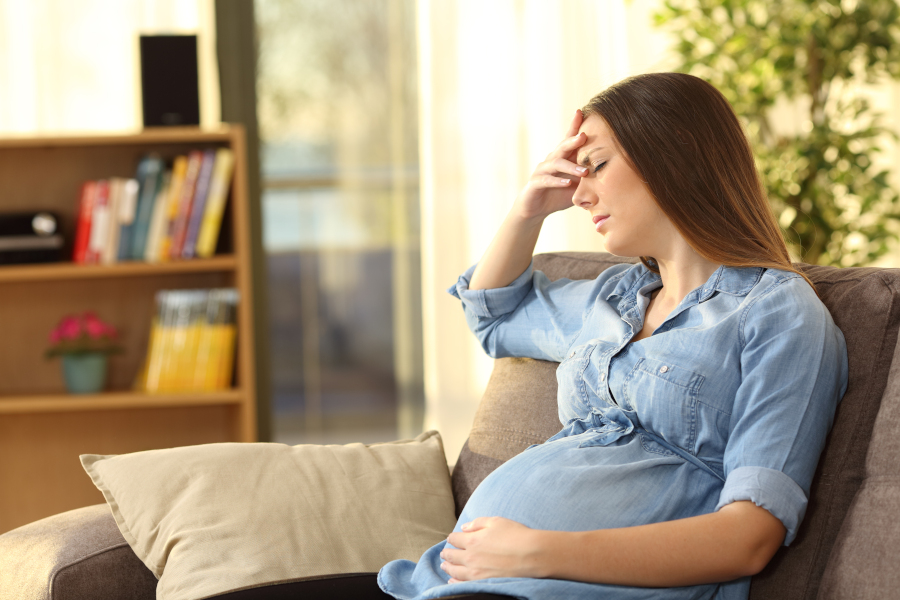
[576,114,614,166]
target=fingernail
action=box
[576,166,587,173]
[560,178,571,184]
[461,522,471,530]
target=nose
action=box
[571,177,595,210]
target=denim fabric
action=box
[379,261,848,600]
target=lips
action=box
[592,214,610,232]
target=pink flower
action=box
[58,316,82,341]
[82,312,117,339]
[84,317,106,339]
[46,310,121,358]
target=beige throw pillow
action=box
[80,430,456,600]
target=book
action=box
[127,155,164,260]
[115,178,140,260]
[141,288,239,392]
[168,150,204,259]
[85,180,110,264]
[101,178,136,264]
[195,148,235,258]
[157,156,188,262]
[100,178,123,265]
[144,170,172,263]
[72,181,97,263]
[180,149,216,259]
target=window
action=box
[255,0,422,444]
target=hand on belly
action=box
[440,516,547,582]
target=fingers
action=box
[441,549,480,583]
[548,157,588,178]
[461,517,490,532]
[440,559,469,582]
[441,546,463,564]
[545,131,586,169]
[537,142,587,183]
[535,175,574,189]
[440,547,470,582]
[564,109,584,137]
[446,530,466,549]
[557,131,586,154]
[446,516,489,552]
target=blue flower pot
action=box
[62,353,108,394]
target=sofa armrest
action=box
[0,504,156,600]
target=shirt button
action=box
[659,365,669,373]
[600,374,606,381]
[569,351,576,358]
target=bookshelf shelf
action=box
[0,125,257,535]
[0,255,238,283]
[0,389,245,414]
[0,126,235,149]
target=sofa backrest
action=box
[817,325,900,598]
[450,251,900,600]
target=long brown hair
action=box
[581,73,817,295]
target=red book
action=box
[72,181,97,263]
[169,150,204,259]
[85,180,110,265]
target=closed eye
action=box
[593,161,607,173]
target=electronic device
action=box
[0,212,64,264]
[140,34,201,127]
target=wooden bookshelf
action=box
[0,254,238,283]
[0,126,257,534]
[0,390,245,414]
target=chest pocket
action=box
[623,357,705,454]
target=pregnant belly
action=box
[457,431,723,533]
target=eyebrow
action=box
[577,147,606,166]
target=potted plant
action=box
[655,0,900,266]
[46,311,122,394]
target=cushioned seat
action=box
[2,252,900,600]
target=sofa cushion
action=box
[451,252,900,600]
[82,431,457,600]
[817,323,900,598]
[0,503,156,600]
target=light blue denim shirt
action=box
[379,260,848,600]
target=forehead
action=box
[578,114,612,136]
[576,114,616,162]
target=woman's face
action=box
[572,115,675,259]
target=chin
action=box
[600,240,640,260]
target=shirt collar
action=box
[606,262,765,303]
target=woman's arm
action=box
[469,110,588,291]
[441,501,785,587]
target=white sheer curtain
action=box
[0,0,219,134]
[417,0,677,460]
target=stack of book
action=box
[72,149,235,264]
[136,288,239,392]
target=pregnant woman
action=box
[378,72,848,600]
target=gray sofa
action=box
[3,251,900,599]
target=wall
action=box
[0,0,219,134]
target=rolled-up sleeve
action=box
[447,261,621,363]
[715,276,848,545]
[448,262,536,319]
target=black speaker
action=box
[140,35,201,127]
